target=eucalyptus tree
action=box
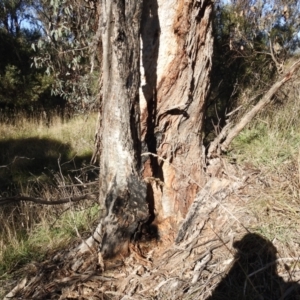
[4,4,300,299]
[2,0,299,260]
[71,0,215,262]
[35,0,297,266]
[3,0,300,267]
[31,0,99,108]
[0,0,54,107]
[87,0,300,262]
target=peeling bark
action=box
[84,0,149,259]
[81,0,214,258]
[140,0,214,231]
[176,177,243,244]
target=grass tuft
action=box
[228,81,300,246]
[0,112,100,297]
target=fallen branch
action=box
[207,59,300,158]
[0,156,34,169]
[58,180,98,188]
[0,192,98,206]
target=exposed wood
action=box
[140,0,214,234]
[3,278,27,300]
[6,1,300,299]
[4,0,215,295]
[176,177,243,243]
[6,168,300,299]
[87,0,214,258]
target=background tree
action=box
[0,0,100,115]
[0,0,54,110]
[31,0,99,110]
[205,0,300,155]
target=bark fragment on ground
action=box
[3,167,243,299]
[5,160,300,299]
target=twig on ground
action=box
[0,193,98,206]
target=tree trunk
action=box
[140,0,213,238]
[3,1,216,298]
[79,0,149,259]
[83,0,213,258]
[97,0,150,258]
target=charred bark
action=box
[80,0,149,259]
[78,0,214,260]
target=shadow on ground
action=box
[207,233,300,300]
[0,137,95,195]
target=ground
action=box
[3,155,300,299]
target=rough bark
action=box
[79,0,149,259]
[3,0,216,280]
[79,0,214,258]
[140,0,213,235]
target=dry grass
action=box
[228,80,300,244]
[0,112,100,297]
[0,111,98,189]
[2,82,300,299]
[0,111,97,157]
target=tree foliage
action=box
[0,0,33,35]
[0,1,53,108]
[0,0,99,112]
[204,0,300,144]
[31,0,99,109]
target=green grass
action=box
[0,202,100,275]
[230,93,300,170]
[230,124,300,170]
[0,112,98,192]
[227,84,300,246]
[0,112,100,297]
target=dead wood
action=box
[176,178,244,244]
[5,165,300,300]
[3,176,243,299]
[207,59,300,158]
[0,193,98,206]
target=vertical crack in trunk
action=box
[140,0,214,233]
[83,0,214,259]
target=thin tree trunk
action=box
[79,0,149,259]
